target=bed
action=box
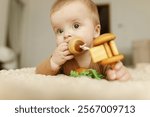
[0,63,150,100]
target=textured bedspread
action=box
[0,63,150,99]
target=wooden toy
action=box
[90,33,124,66]
[68,37,87,55]
[68,33,124,66]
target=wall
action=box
[8,0,24,55]
[20,0,56,67]
[0,0,10,46]
[95,0,150,65]
[19,0,150,67]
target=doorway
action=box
[97,4,110,34]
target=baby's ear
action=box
[94,24,101,38]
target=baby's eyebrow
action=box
[53,25,59,30]
[71,18,80,22]
[52,22,59,29]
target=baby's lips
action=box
[64,38,72,43]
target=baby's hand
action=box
[51,42,74,67]
[106,62,131,81]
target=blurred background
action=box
[0,0,150,70]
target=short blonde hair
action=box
[50,0,100,26]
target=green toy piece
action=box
[70,69,104,80]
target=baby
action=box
[36,0,131,81]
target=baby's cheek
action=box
[84,38,93,47]
[56,38,63,45]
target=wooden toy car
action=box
[68,33,124,66]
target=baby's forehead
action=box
[51,15,82,29]
[51,1,91,22]
[51,1,89,14]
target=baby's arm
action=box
[36,42,74,75]
[36,57,59,75]
[106,62,131,81]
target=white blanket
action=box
[0,63,150,99]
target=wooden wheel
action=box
[93,33,116,46]
[100,54,124,65]
[68,37,85,55]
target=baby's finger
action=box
[118,72,130,81]
[59,43,68,51]
[59,42,67,46]
[114,61,123,71]
[65,55,74,60]
[106,69,116,80]
[63,50,72,56]
[116,67,126,80]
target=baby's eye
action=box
[56,29,63,34]
[73,23,80,29]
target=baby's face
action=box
[51,1,100,47]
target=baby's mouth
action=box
[68,37,89,55]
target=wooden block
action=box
[89,45,108,63]
[104,43,113,57]
[109,40,119,55]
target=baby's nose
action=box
[64,36,72,43]
[64,30,72,40]
[64,34,72,40]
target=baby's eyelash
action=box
[56,28,63,34]
[73,23,80,29]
